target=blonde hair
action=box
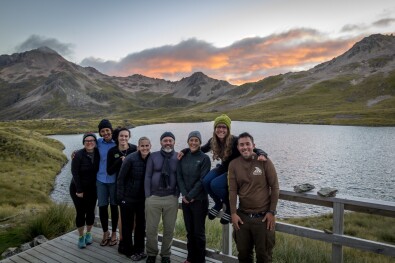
[211,132,234,161]
[138,136,151,145]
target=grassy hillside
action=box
[0,126,67,212]
[0,126,70,254]
[228,71,395,126]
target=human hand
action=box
[177,152,184,160]
[182,196,189,204]
[231,213,243,231]
[257,155,267,161]
[262,213,275,230]
[71,150,77,159]
[76,192,84,198]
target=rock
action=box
[293,183,315,193]
[16,242,32,253]
[33,235,48,246]
[317,187,338,197]
[1,247,17,258]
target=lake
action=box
[49,121,395,218]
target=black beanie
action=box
[98,119,113,133]
[160,131,175,141]
[82,132,97,144]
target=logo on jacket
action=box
[253,166,262,175]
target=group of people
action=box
[70,114,280,263]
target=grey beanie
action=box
[188,131,202,144]
[160,131,175,141]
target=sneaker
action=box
[220,211,231,224]
[161,257,171,263]
[208,206,221,220]
[146,256,156,263]
[78,235,86,248]
[131,252,147,261]
[85,232,93,245]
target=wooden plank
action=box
[29,243,75,263]
[52,236,129,263]
[332,202,344,263]
[279,189,395,217]
[59,233,126,263]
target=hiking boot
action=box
[146,256,156,263]
[78,235,86,248]
[85,232,93,245]
[131,252,147,261]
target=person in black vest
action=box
[177,131,211,263]
[117,137,151,261]
[70,132,100,248]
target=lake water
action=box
[49,121,395,218]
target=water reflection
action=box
[49,122,395,217]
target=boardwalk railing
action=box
[220,188,395,263]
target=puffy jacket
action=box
[117,151,149,203]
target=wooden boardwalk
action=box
[0,226,234,263]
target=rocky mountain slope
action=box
[0,34,394,124]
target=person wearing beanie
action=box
[178,114,269,225]
[70,132,100,248]
[144,132,179,263]
[98,119,113,133]
[177,131,211,263]
[95,119,119,247]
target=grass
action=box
[0,203,75,255]
[0,126,69,255]
[163,212,395,263]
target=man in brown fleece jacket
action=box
[228,132,279,263]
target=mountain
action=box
[0,49,236,120]
[0,34,394,125]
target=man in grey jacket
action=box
[144,132,179,263]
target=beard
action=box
[162,146,173,153]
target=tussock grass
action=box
[26,203,75,240]
[0,127,67,208]
[0,203,75,255]
[163,212,395,263]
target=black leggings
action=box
[99,204,119,232]
[70,183,97,228]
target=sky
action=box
[1,0,395,85]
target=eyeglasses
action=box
[84,140,96,143]
[216,125,228,130]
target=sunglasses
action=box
[84,140,96,143]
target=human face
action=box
[100,128,112,142]
[237,136,255,159]
[118,130,130,146]
[138,139,151,158]
[83,136,96,152]
[161,137,175,153]
[215,123,228,141]
[188,137,201,153]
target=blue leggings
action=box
[202,168,230,213]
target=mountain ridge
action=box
[0,33,394,125]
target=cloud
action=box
[341,24,367,32]
[372,18,395,27]
[15,35,74,57]
[80,29,359,85]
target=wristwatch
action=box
[267,210,277,215]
